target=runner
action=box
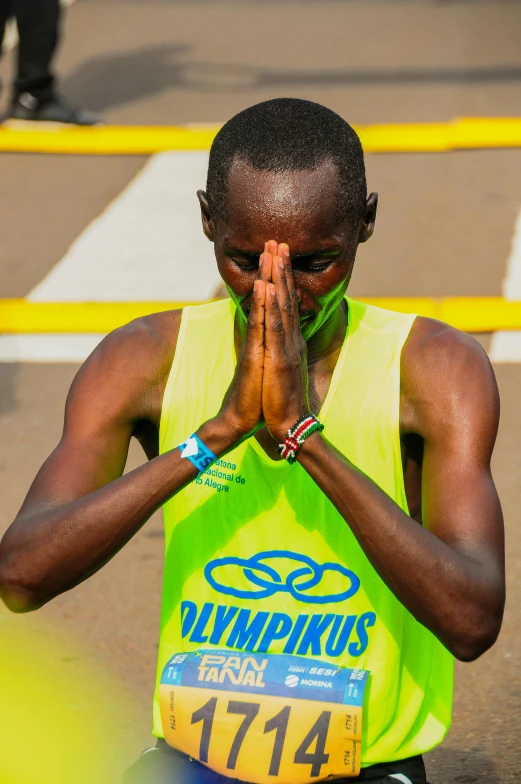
[0,99,505,784]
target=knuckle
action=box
[290,289,299,303]
[272,319,285,333]
[283,301,293,316]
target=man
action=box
[0,99,505,784]
[0,0,99,124]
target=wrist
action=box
[199,414,250,454]
[271,410,310,442]
[276,413,325,464]
[297,429,324,459]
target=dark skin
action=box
[0,159,504,663]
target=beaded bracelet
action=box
[277,413,324,464]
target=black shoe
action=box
[5,92,101,125]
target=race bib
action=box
[160,650,369,783]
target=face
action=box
[198,158,377,341]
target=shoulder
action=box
[402,316,495,380]
[66,309,182,427]
[401,316,499,439]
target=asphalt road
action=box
[1,1,521,782]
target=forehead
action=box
[222,159,346,251]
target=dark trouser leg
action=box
[355,754,428,784]
[11,0,61,102]
[122,742,230,784]
[123,743,428,784]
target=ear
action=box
[358,192,378,244]
[197,190,216,242]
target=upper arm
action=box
[401,318,504,582]
[16,311,180,519]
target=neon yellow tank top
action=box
[155,297,454,766]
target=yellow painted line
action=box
[0,301,196,334]
[0,125,220,155]
[2,298,521,334]
[0,118,520,155]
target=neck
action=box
[306,299,348,366]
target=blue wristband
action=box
[177,433,217,473]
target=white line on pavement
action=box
[0,335,104,363]
[1,152,219,361]
[29,152,218,304]
[490,207,521,363]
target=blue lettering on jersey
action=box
[181,602,375,659]
[179,551,376,660]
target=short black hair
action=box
[206,98,367,225]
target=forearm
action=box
[298,433,503,659]
[0,417,237,611]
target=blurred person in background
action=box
[0,0,99,124]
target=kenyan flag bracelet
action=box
[277,413,325,464]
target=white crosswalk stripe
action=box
[0,334,105,363]
[490,207,521,362]
[1,152,218,362]
[29,152,218,303]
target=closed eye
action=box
[307,260,333,271]
[230,255,260,271]
[293,252,341,272]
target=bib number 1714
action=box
[191,696,330,778]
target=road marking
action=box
[490,208,521,362]
[6,297,521,334]
[1,118,521,155]
[5,294,521,362]
[0,334,103,363]
[29,152,219,303]
[0,151,218,361]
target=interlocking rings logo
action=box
[204,550,360,605]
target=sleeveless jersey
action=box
[154,297,454,766]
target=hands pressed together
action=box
[219,241,311,444]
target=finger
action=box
[266,240,278,258]
[278,243,300,335]
[262,240,277,282]
[259,250,272,284]
[249,278,266,336]
[277,242,288,259]
[242,279,265,363]
[272,254,294,334]
[265,281,285,354]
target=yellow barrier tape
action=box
[1,298,520,334]
[0,118,520,155]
